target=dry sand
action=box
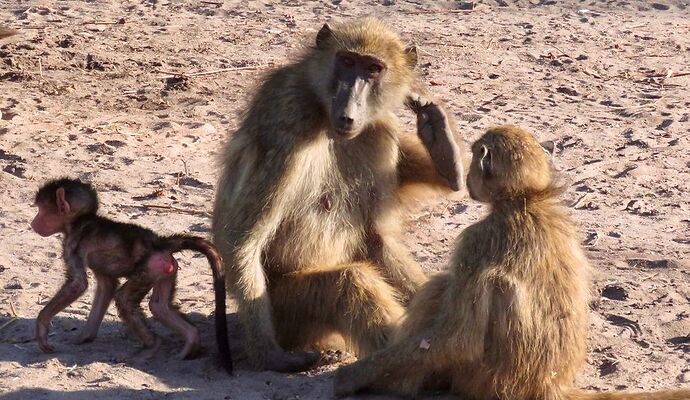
[0,0,688,399]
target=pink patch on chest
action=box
[320,193,333,212]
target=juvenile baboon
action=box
[212,18,465,372]
[335,126,690,399]
[32,178,232,374]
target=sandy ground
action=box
[0,0,689,399]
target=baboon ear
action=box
[56,187,71,215]
[540,140,555,158]
[316,23,333,50]
[404,46,418,68]
[479,145,492,177]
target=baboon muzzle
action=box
[331,77,369,138]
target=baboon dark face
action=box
[328,50,386,139]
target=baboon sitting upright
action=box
[335,126,690,400]
[212,18,465,372]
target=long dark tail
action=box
[566,388,690,400]
[166,234,233,375]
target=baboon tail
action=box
[566,388,690,400]
[166,234,233,375]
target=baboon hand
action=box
[407,94,463,191]
[263,349,320,373]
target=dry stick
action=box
[571,193,589,209]
[156,64,274,79]
[663,71,690,78]
[424,41,466,48]
[402,8,480,14]
[200,0,223,5]
[83,20,125,25]
[0,318,17,333]
[38,58,44,79]
[9,301,18,318]
[480,93,504,107]
[139,203,212,218]
[549,44,571,58]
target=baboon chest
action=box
[267,135,398,270]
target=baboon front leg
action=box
[36,256,89,353]
[367,228,427,303]
[76,273,118,344]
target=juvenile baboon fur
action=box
[212,18,465,371]
[335,126,690,399]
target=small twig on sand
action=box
[180,159,189,176]
[624,22,648,30]
[38,58,44,79]
[9,301,18,317]
[424,41,466,48]
[660,71,690,79]
[139,203,212,218]
[549,44,571,58]
[83,18,126,25]
[402,7,481,14]
[156,64,275,79]
[200,0,223,5]
[571,193,589,209]
[0,318,18,333]
[480,93,504,107]
[581,68,602,79]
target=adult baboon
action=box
[212,18,464,372]
[335,126,690,400]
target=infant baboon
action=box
[32,178,232,374]
[335,126,690,399]
[212,18,465,372]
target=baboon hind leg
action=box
[270,262,405,357]
[114,276,157,352]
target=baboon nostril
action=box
[339,116,354,128]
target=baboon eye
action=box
[340,56,355,67]
[368,63,383,75]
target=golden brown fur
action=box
[212,18,464,371]
[335,126,690,400]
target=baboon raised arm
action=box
[335,126,690,400]
[212,18,465,372]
